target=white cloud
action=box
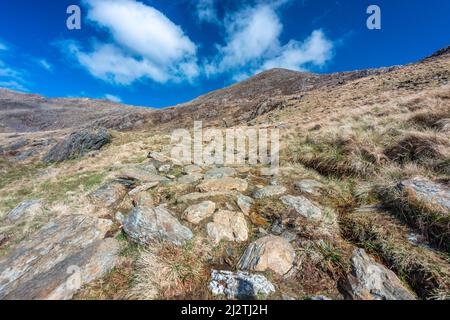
[63,0,199,85]
[0,80,28,92]
[207,5,282,74]
[207,4,334,80]
[104,93,122,103]
[35,58,53,72]
[196,0,219,24]
[260,30,334,71]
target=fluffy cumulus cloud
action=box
[64,0,199,85]
[207,3,335,80]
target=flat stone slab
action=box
[281,195,322,220]
[252,186,287,199]
[123,205,193,246]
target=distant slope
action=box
[0,89,153,132]
[148,67,395,129]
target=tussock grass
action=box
[288,134,381,178]
[377,184,450,252]
[384,131,449,167]
[340,210,450,299]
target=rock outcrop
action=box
[42,128,111,163]
[0,215,118,300]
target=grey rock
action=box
[7,138,28,151]
[236,193,253,216]
[398,177,450,212]
[123,205,193,246]
[177,173,203,185]
[281,195,322,220]
[158,163,172,173]
[343,249,416,300]
[177,191,236,204]
[43,128,111,163]
[183,164,202,174]
[294,179,324,196]
[204,167,237,179]
[6,200,42,221]
[117,164,168,183]
[209,270,275,299]
[0,215,117,300]
[89,181,128,209]
[252,186,287,199]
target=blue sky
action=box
[0,0,449,108]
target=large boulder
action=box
[281,195,322,220]
[43,128,111,163]
[123,205,193,246]
[237,235,295,275]
[206,210,248,244]
[0,215,118,300]
[209,270,275,299]
[183,201,216,224]
[341,249,416,300]
[197,177,248,192]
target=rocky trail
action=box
[0,46,449,300]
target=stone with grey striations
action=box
[236,193,254,216]
[252,186,287,199]
[342,249,416,300]
[123,205,193,246]
[6,200,43,221]
[281,195,322,220]
[89,181,128,209]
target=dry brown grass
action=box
[378,184,450,252]
[384,131,449,167]
[129,238,210,300]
